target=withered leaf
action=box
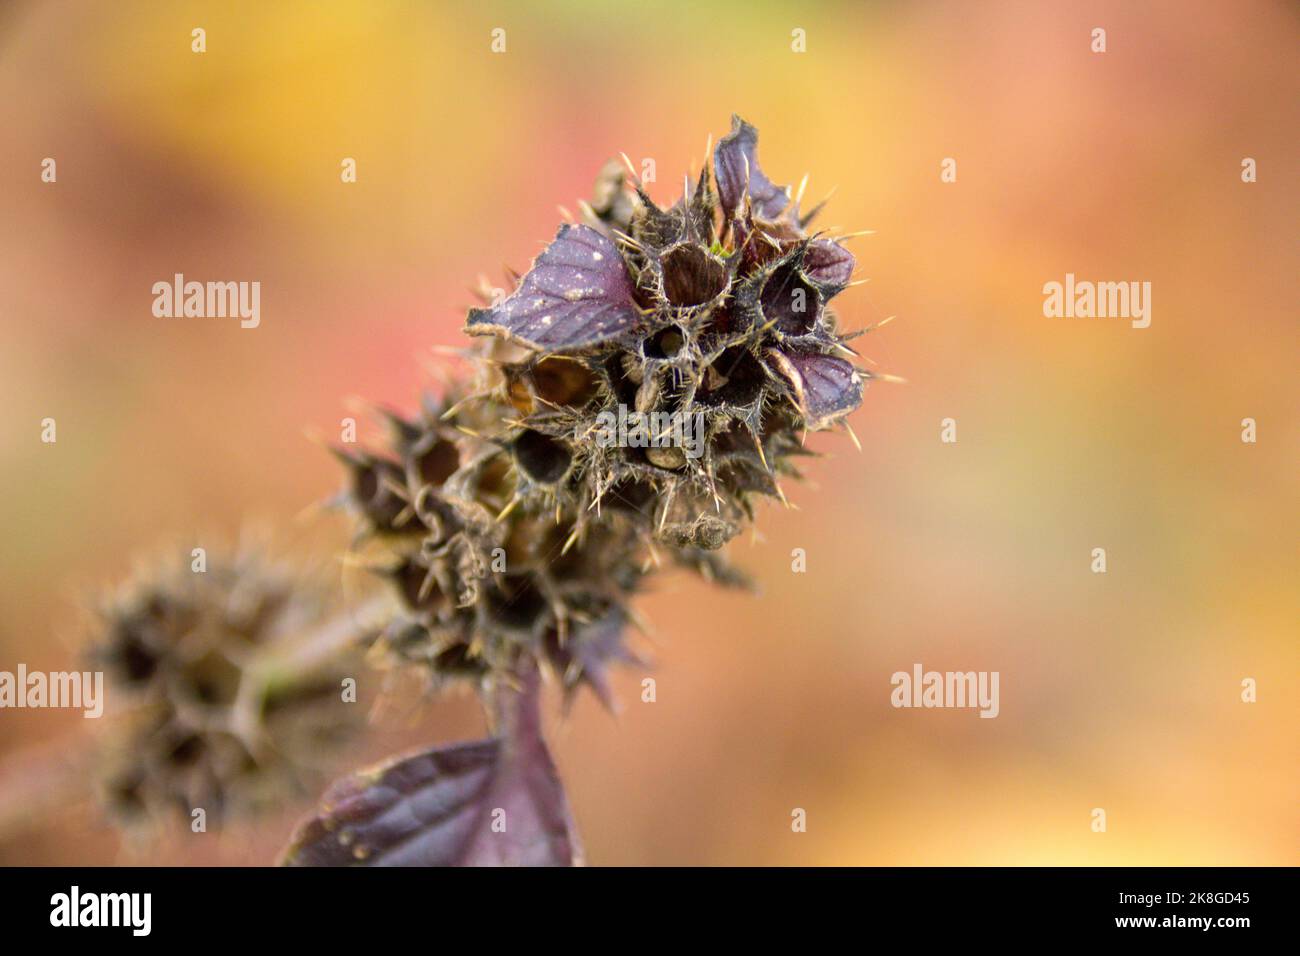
[714,115,790,221]
[281,666,581,866]
[465,224,641,351]
[801,239,856,289]
[766,349,864,430]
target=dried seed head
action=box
[335,117,881,706]
[89,544,365,827]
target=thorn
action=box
[301,427,331,450]
[752,430,770,473]
[877,372,908,384]
[557,205,575,223]
[610,229,644,250]
[496,496,521,522]
[657,485,676,535]
[417,564,439,602]
[380,475,412,502]
[293,498,330,524]
[619,152,642,185]
[793,173,809,210]
[394,503,418,528]
[774,483,791,509]
[440,393,478,421]
[324,442,366,467]
[341,394,371,416]
[844,422,863,452]
[336,550,388,571]
[429,343,474,358]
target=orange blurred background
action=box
[0,0,1295,865]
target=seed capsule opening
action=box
[513,430,572,484]
[167,732,206,767]
[183,649,243,708]
[661,243,728,306]
[531,357,598,407]
[605,478,657,516]
[645,325,686,359]
[487,573,549,630]
[393,558,446,613]
[351,458,408,529]
[434,641,485,676]
[412,438,460,487]
[110,624,161,684]
[472,454,514,504]
[698,346,766,407]
[760,263,820,335]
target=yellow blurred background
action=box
[0,0,1295,865]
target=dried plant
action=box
[281,116,878,865]
[11,116,882,866]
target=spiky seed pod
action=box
[337,116,876,706]
[90,546,364,827]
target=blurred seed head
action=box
[89,543,365,828]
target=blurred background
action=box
[0,0,1295,865]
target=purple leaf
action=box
[465,224,641,352]
[281,663,582,866]
[766,349,864,430]
[801,239,855,288]
[714,115,790,221]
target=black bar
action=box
[0,867,1284,941]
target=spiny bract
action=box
[338,116,875,707]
